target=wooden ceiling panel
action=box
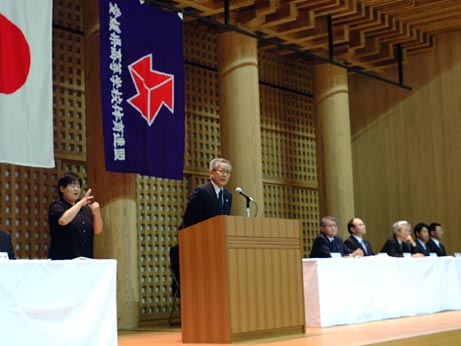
[162,0,461,72]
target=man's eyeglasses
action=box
[214,169,232,174]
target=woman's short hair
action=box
[57,172,82,199]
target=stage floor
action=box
[118,310,461,346]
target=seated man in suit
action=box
[0,229,15,259]
[380,220,424,257]
[426,222,447,256]
[309,216,363,258]
[344,218,375,256]
[413,223,430,256]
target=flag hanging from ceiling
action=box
[0,0,54,168]
[99,0,185,179]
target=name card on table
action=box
[429,252,438,257]
[330,252,342,258]
[0,252,9,260]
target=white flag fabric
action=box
[0,0,54,168]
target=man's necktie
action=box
[439,243,446,256]
[330,240,338,252]
[361,240,368,255]
[218,189,224,214]
[421,242,427,254]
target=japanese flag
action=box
[0,0,54,168]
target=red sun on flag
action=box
[0,13,31,94]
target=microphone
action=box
[235,187,254,201]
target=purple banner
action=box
[99,0,185,179]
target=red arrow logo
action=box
[127,54,174,126]
[0,13,31,94]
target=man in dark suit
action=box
[181,158,232,228]
[380,220,424,257]
[426,222,447,256]
[413,223,430,256]
[309,216,363,258]
[344,217,375,256]
[171,158,233,287]
[0,229,15,259]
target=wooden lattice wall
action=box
[137,22,222,321]
[0,1,319,322]
[137,21,319,322]
[258,51,319,255]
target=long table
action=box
[303,256,461,327]
[0,259,117,346]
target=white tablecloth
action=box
[303,256,461,327]
[0,259,117,346]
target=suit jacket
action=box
[0,230,15,259]
[181,181,232,229]
[309,232,349,258]
[380,236,416,257]
[415,239,430,256]
[426,238,447,256]
[344,236,375,256]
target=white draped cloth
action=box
[0,259,117,346]
[303,256,461,327]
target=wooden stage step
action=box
[118,310,461,346]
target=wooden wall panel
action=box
[258,51,318,257]
[53,0,86,162]
[138,23,318,322]
[349,31,461,255]
[137,176,188,319]
[137,22,221,322]
[0,8,319,324]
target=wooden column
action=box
[314,64,355,232]
[83,0,139,329]
[217,32,264,217]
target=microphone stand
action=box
[245,197,251,217]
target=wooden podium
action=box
[179,215,305,343]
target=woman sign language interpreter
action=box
[48,172,103,260]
